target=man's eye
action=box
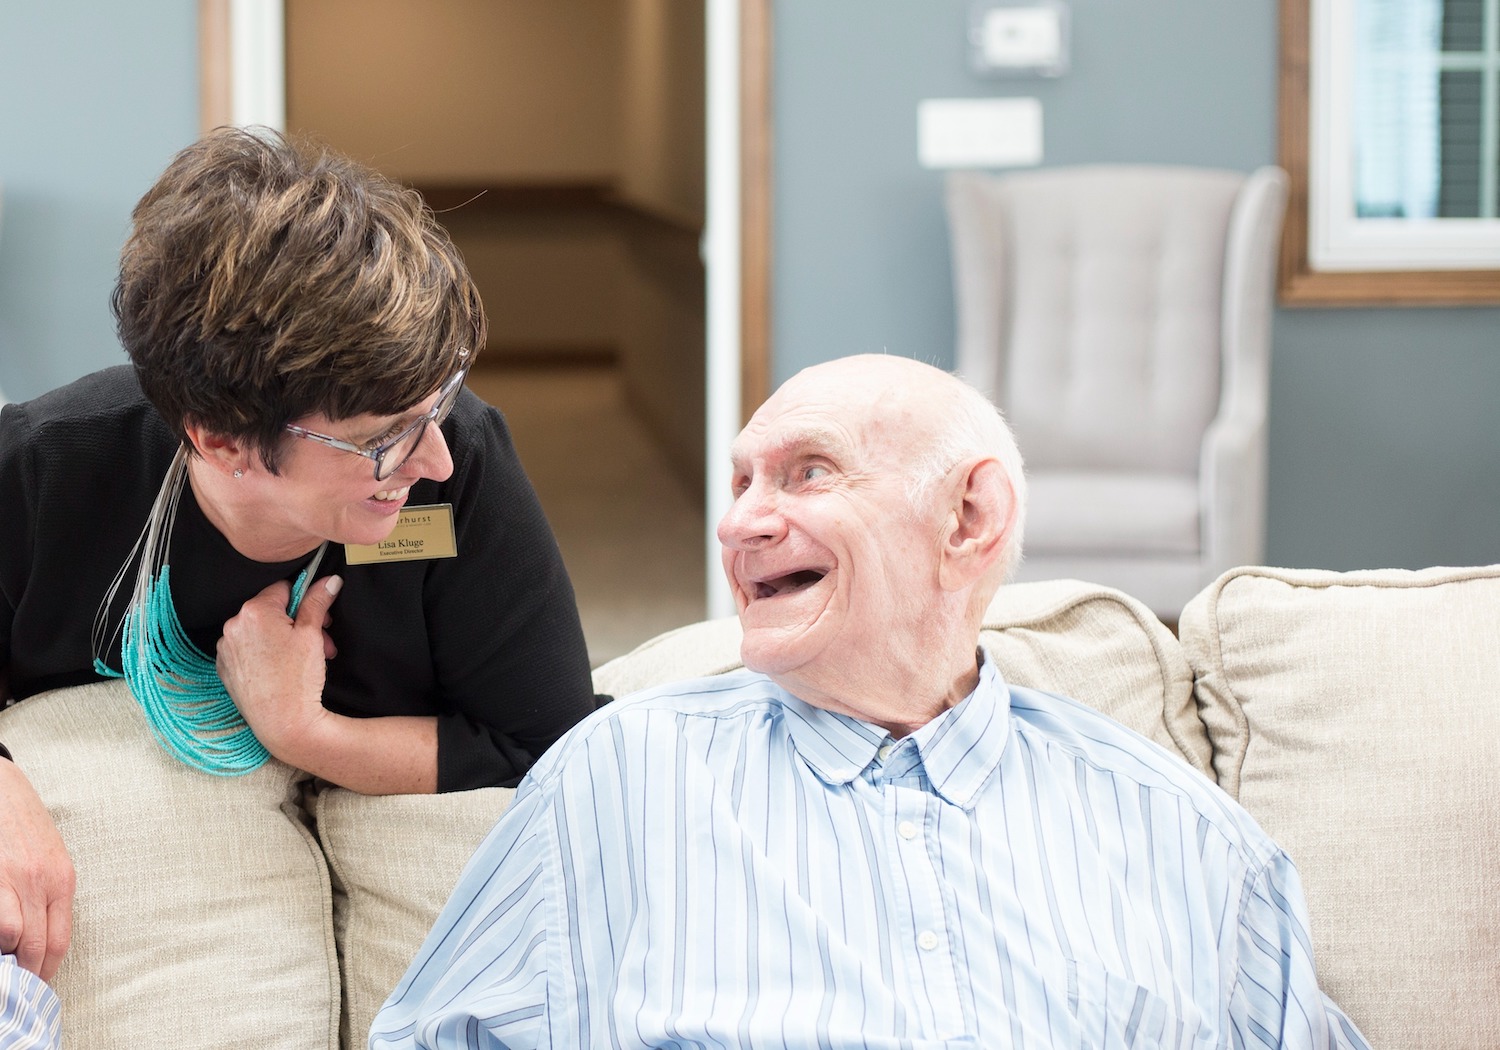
[803,464,830,482]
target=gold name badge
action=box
[345,504,458,565]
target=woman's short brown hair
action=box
[113,126,484,472]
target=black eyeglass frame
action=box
[283,351,471,481]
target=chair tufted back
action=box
[948,165,1246,476]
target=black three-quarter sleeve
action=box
[422,393,599,790]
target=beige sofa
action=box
[3,565,1496,1049]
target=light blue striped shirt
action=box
[372,658,1369,1049]
[0,955,61,1050]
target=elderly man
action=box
[371,355,1368,1049]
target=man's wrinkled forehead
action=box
[729,415,855,471]
[733,367,930,469]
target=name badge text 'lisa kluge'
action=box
[345,504,458,565]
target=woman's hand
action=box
[218,575,439,794]
[217,575,342,765]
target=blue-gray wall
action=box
[773,0,1500,571]
[0,1,199,401]
[2,2,1495,572]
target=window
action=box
[1280,0,1500,303]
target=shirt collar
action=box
[775,652,1013,810]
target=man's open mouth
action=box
[754,569,827,599]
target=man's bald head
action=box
[717,354,1027,729]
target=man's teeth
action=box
[373,486,410,502]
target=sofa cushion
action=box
[0,680,339,1050]
[978,578,1207,773]
[313,786,515,1050]
[593,578,1209,776]
[590,614,743,698]
[1180,564,1500,1050]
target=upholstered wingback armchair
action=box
[945,164,1288,621]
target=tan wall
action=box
[285,0,620,182]
[618,0,706,223]
[440,207,622,361]
[618,222,705,495]
[616,0,705,491]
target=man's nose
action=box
[716,481,785,550]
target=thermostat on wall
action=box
[970,0,1069,78]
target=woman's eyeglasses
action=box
[284,352,471,481]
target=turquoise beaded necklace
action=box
[93,445,328,776]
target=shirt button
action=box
[877,744,893,761]
[898,820,918,840]
[917,931,939,951]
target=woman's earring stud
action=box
[233,469,244,479]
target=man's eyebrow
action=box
[730,424,851,468]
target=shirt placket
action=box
[875,738,968,1040]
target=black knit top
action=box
[0,366,602,789]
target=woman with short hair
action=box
[0,127,602,982]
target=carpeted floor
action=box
[467,365,707,668]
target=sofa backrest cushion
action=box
[313,785,516,1050]
[594,577,1210,777]
[1180,564,1500,1050]
[977,577,1208,774]
[0,680,340,1050]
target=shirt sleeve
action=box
[1229,849,1371,1050]
[0,954,62,1050]
[369,775,556,1050]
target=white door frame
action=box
[703,0,741,617]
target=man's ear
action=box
[937,457,1016,592]
[181,421,252,478]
